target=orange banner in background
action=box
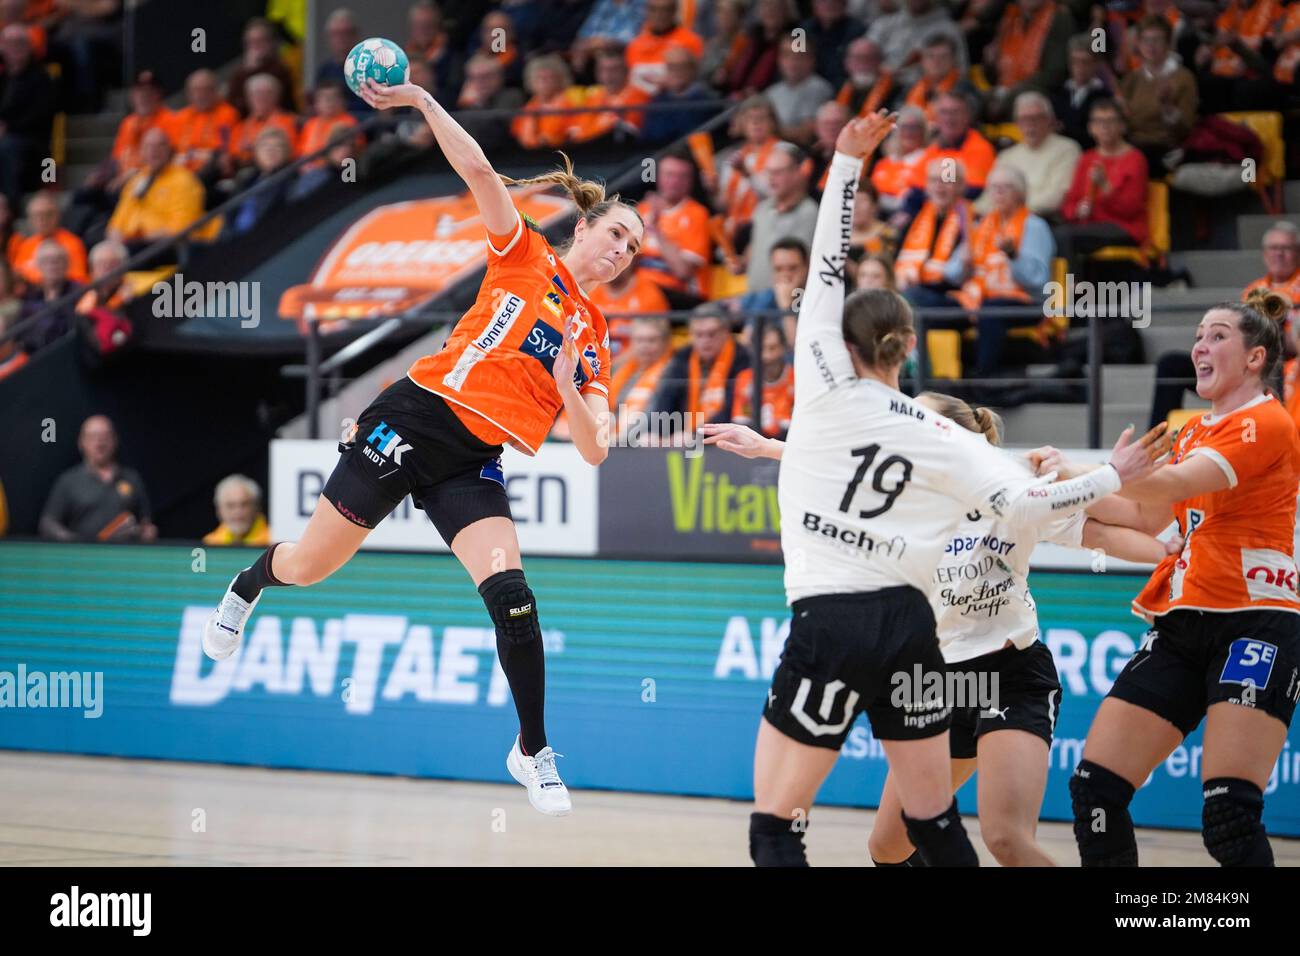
[278,190,574,332]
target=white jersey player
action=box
[714,112,1168,867]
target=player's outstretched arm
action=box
[359,79,517,236]
[700,422,784,460]
[1082,519,1182,564]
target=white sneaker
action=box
[506,736,571,816]
[202,580,260,661]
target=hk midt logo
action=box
[364,421,412,468]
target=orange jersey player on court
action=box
[1036,289,1300,867]
[199,77,644,820]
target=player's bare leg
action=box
[869,759,975,865]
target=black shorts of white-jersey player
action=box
[197,77,646,818]
[702,112,1167,868]
[1040,292,1300,867]
[707,397,1176,867]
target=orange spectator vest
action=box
[909,130,997,190]
[11,228,88,284]
[896,200,970,287]
[635,195,712,296]
[112,108,175,173]
[1211,0,1281,78]
[732,362,794,437]
[299,113,359,159]
[721,138,779,236]
[687,336,737,422]
[231,111,300,161]
[626,26,705,93]
[871,148,926,202]
[903,69,957,123]
[836,71,894,118]
[166,102,240,170]
[995,2,1057,88]
[1243,270,1300,319]
[571,83,652,140]
[587,268,671,350]
[511,89,585,148]
[955,206,1032,309]
[612,351,672,419]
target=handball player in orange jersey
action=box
[1038,289,1300,865]
[201,77,645,816]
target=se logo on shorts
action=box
[1220,638,1277,689]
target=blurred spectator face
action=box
[0,24,30,69]
[645,0,678,33]
[689,315,730,362]
[1263,228,1300,281]
[216,483,259,537]
[243,23,276,65]
[409,3,441,43]
[778,47,814,84]
[1014,98,1051,147]
[254,131,291,172]
[770,246,808,287]
[247,76,280,117]
[186,70,220,110]
[934,95,970,140]
[853,188,878,225]
[27,193,59,235]
[814,101,849,149]
[662,47,697,94]
[765,151,805,201]
[130,81,163,116]
[141,128,172,170]
[314,85,346,116]
[325,14,358,60]
[844,39,882,83]
[89,243,126,280]
[715,0,744,35]
[630,320,671,365]
[926,165,963,208]
[920,42,955,82]
[657,156,694,202]
[813,0,846,25]
[528,64,565,99]
[595,52,629,90]
[1137,25,1169,65]
[464,58,504,100]
[79,416,118,469]
[895,112,926,151]
[757,0,788,31]
[35,242,67,286]
[741,104,776,143]
[1069,49,1099,86]
[761,325,786,375]
[1087,105,1124,148]
[987,172,1024,216]
[857,258,891,290]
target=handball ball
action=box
[344,38,410,97]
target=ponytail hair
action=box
[499,151,642,252]
[918,391,1004,445]
[842,288,914,371]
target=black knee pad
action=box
[478,570,541,645]
[1069,760,1138,867]
[872,850,926,867]
[749,812,809,867]
[1203,778,1273,867]
[902,800,978,867]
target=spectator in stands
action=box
[0,24,56,209]
[471,10,525,90]
[714,95,785,241]
[1053,33,1112,148]
[735,237,808,349]
[802,0,866,90]
[900,33,979,125]
[110,71,173,186]
[570,48,650,143]
[406,1,462,101]
[977,90,1080,219]
[702,0,748,88]
[652,304,752,431]
[856,251,898,290]
[572,0,646,77]
[106,129,204,255]
[19,240,82,352]
[626,0,704,94]
[0,0,43,60]
[637,152,712,305]
[612,316,674,442]
[870,105,927,220]
[766,43,834,147]
[807,99,850,194]
[720,0,798,96]
[743,144,818,291]
[836,38,893,119]
[896,158,973,306]
[732,323,795,439]
[46,0,121,114]
[639,45,714,143]
[1055,98,1148,268]
[12,191,87,284]
[849,181,900,259]
[1194,0,1283,113]
[313,8,366,118]
[1118,15,1197,176]
[588,260,671,353]
[39,414,156,542]
[228,17,297,116]
[903,92,996,207]
[866,0,967,88]
[299,82,359,164]
[1245,221,1300,305]
[228,73,300,169]
[952,164,1055,376]
[0,260,25,380]
[222,127,296,239]
[982,0,1074,122]
[456,54,526,152]
[75,238,132,315]
[204,474,271,546]
[1114,0,1193,74]
[511,55,580,149]
[168,69,240,181]
[289,128,357,203]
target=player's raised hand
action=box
[700,422,782,460]
[359,79,426,111]
[1108,421,1169,485]
[552,313,580,393]
[835,110,896,161]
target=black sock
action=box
[749,812,809,866]
[872,850,926,867]
[232,543,290,602]
[496,631,547,755]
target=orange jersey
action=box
[871,148,926,202]
[511,89,584,149]
[407,213,611,455]
[230,111,300,162]
[626,26,705,93]
[111,108,175,172]
[10,227,88,284]
[1243,270,1300,318]
[909,130,996,191]
[732,363,794,437]
[587,268,670,352]
[571,83,652,140]
[1133,395,1300,618]
[166,102,240,170]
[635,196,711,296]
[298,112,359,159]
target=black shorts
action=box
[321,376,512,545]
[1107,608,1300,736]
[763,586,950,749]
[947,641,1062,760]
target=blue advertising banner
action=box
[2,541,1297,835]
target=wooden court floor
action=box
[1,751,1295,866]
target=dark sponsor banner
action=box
[598,447,782,560]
